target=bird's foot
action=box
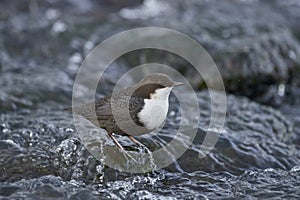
[128,135,151,154]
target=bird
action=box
[68,73,183,150]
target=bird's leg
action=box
[107,132,124,150]
[128,135,143,146]
[128,135,151,154]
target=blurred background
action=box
[0,0,300,199]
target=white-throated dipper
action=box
[69,73,183,150]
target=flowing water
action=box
[0,0,300,199]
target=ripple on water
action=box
[1,0,300,198]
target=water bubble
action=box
[22,129,32,136]
[277,83,285,96]
[70,53,83,64]
[68,53,83,71]
[69,179,84,187]
[84,41,94,53]
[2,139,20,149]
[96,164,105,182]
[119,0,170,20]
[290,166,300,173]
[2,128,11,134]
[169,110,176,117]
[96,164,104,173]
[56,139,79,164]
[51,21,67,34]
[288,50,296,60]
[29,131,39,140]
[264,168,275,172]
[45,9,60,20]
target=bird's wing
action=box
[71,88,144,123]
[94,96,113,119]
[128,95,145,126]
[71,96,112,121]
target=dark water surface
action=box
[0,0,300,199]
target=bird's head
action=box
[134,73,183,100]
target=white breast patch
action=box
[138,87,172,130]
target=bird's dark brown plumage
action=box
[72,87,147,136]
[67,73,182,149]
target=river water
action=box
[0,0,300,199]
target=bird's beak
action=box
[173,81,184,86]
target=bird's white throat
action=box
[138,87,172,130]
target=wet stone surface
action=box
[1,91,299,198]
[0,0,300,199]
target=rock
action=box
[1,91,297,181]
[0,68,73,112]
[105,0,300,101]
[161,91,296,174]
[0,0,299,198]
[278,84,300,148]
[217,31,300,99]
